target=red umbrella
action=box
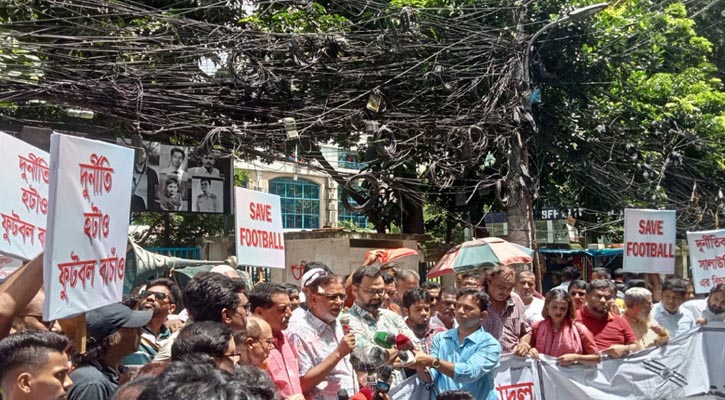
[363,248,418,265]
[427,237,533,278]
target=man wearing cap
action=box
[288,263,333,326]
[68,303,152,400]
[287,272,358,400]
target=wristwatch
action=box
[432,358,441,369]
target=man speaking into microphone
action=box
[342,265,418,389]
[287,271,358,399]
[414,288,501,400]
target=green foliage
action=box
[534,0,725,235]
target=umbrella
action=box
[427,237,533,278]
[363,248,419,265]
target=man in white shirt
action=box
[514,270,544,325]
[683,284,725,325]
[651,278,694,338]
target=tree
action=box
[531,0,725,237]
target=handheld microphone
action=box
[340,316,351,334]
[396,349,416,367]
[351,387,373,400]
[364,362,377,391]
[375,366,394,394]
[337,389,349,400]
[395,333,415,351]
[373,331,396,349]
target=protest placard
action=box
[0,131,50,260]
[687,229,725,294]
[43,133,134,320]
[623,209,676,274]
[234,187,285,269]
[0,254,24,280]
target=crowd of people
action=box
[1,254,724,400]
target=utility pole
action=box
[507,3,609,290]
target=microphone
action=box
[375,366,394,394]
[395,333,415,351]
[337,389,349,400]
[373,331,396,349]
[364,362,377,391]
[350,387,373,400]
[352,346,386,371]
[340,316,351,334]
[396,349,416,367]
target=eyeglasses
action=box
[570,292,587,297]
[317,292,347,301]
[254,337,275,346]
[223,352,242,363]
[140,290,168,301]
[359,287,385,297]
[236,303,251,316]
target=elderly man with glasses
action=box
[124,278,182,366]
[343,265,418,389]
[287,271,358,400]
[250,282,302,398]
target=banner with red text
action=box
[390,325,724,400]
[687,229,725,294]
[623,209,676,274]
[43,133,134,320]
[0,254,24,280]
[0,131,50,260]
[538,325,713,399]
[389,354,540,400]
[492,354,540,400]
[234,187,285,269]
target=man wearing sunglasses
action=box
[288,272,358,400]
[123,278,182,366]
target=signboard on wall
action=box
[116,138,232,214]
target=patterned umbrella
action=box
[427,237,533,278]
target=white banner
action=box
[234,187,285,269]
[687,229,725,294]
[493,354,540,400]
[389,324,725,400]
[0,131,50,260]
[538,327,709,399]
[623,209,676,274]
[43,133,134,320]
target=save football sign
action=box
[623,209,676,274]
[234,187,285,269]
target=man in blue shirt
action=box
[414,288,501,399]
[650,278,694,338]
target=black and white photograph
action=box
[191,177,223,213]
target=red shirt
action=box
[575,307,637,350]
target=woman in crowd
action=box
[514,289,600,366]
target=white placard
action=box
[0,254,24,280]
[43,133,134,320]
[687,229,725,294]
[0,131,50,260]
[234,187,285,269]
[623,209,676,274]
